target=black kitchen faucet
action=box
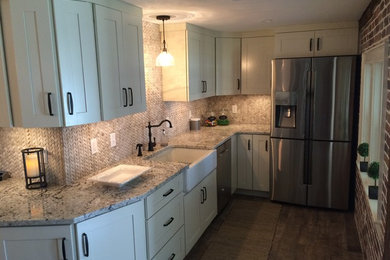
[146,119,173,151]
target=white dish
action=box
[89,164,151,187]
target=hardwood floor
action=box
[185,195,362,260]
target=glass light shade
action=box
[156,51,174,66]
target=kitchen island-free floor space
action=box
[185,195,362,259]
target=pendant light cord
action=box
[162,19,167,52]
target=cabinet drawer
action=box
[146,174,183,218]
[147,194,184,258]
[152,227,185,260]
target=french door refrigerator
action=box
[270,56,357,210]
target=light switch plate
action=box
[232,105,238,114]
[91,138,98,154]
[110,133,116,147]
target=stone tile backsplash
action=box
[0,21,270,185]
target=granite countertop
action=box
[0,124,269,227]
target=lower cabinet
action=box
[76,200,147,260]
[237,134,270,192]
[184,169,217,254]
[151,225,185,260]
[0,225,76,260]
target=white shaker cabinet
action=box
[95,4,146,121]
[237,134,270,192]
[162,24,215,101]
[184,169,217,254]
[241,37,273,95]
[0,225,76,260]
[1,0,63,127]
[53,0,101,126]
[0,19,12,127]
[216,37,241,96]
[76,200,147,260]
[274,28,358,58]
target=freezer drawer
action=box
[307,141,351,210]
[271,138,306,206]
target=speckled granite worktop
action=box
[169,124,270,149]
[0,124,269,227]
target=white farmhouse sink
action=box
[148,147,217,192]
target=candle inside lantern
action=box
[25,153,40,177]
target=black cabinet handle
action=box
[316,38,320,51]
[201,81,206,93]
[48,92,54,116]
[168,253,176,260]
[67,92,73,115]
[201,188,205,204]
[122,88,128,107]
[163,188,174,197]
[204,186,207,201]
[128,88,133,106]
[82,233,89,257]
[248,139,251,150]
[163,217,174,227]
[62,238,67,260]
[265,140,268,152]
[237,78,241,90]
[309,38,313,51]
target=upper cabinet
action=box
[241,36,274,95]
[274,28,358,58]
[1,0,146,127]
[162,24,216,102]
[216,37,241,96]
[2,0,63,127]
[0,19,12,127]
[95,4,146,121]
[53,0,101,126]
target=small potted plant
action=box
[368,161,379,200]
[357,143,369,172]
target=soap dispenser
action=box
[161,129,169,147]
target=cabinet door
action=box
[184,182,202,254]
[188,31,203,101]
[0,225,76,260]
[95,5,128,121]
[53,0,101,126]
[0,19,12,127]
[122,11,146,114]
[200,169,217,232]
[237,134,253,190]
[76,201,147,260]
[252,135,270,192]
[201,34,216,98]
[241,37,273,95]
[216,38,241,96]
[2,0,62,127]
[274,31,315,58]
[314,28,358,56]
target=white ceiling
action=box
[124,0,371,32]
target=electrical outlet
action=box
[91,138,98,154]
[189,111,192,119]
[110,133,116,147]
[232,104,238,114]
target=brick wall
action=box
[356,0,390,258]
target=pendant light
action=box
[156,15,174,67]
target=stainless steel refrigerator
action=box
[270,56,357,210]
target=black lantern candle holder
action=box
[21,148,47,189]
